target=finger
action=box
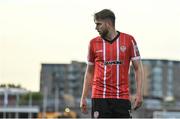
[82,108,88,113]
[80,102,86,108]
[81,104,88,113]
[133,101,142,110]
[133,105,138,110]
[133,105,139,110]
[133,103,138,110]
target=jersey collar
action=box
[102,31,120,44]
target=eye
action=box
[96,23,102,27]
[96,23,100,26]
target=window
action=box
[152,66,163,97]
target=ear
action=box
[105,19,113,27]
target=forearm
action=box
[135,68,143,95]
[133,61,144,96]
[81,74,92,98]
[81,65,94,99]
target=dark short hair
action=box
[94,9,115,26]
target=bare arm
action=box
[80,64,94,113]
[132,59,144,110]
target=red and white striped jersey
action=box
[87,31,141,100]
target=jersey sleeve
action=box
[87,40,95,65]
[130,36,141,61]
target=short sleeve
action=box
[130,36,141,61]
[87,40,95,65]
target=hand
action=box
[132,94,143,110]
[80,98,88,114]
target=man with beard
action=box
[80,9,144,118]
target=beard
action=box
[99,29,109,38]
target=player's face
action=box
[94,19,109,38]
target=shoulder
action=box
[90,36,101,41]
[120,32,134,39]
[89,36,101,44]
[120,32,136,45]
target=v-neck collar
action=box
[102,31,120,44]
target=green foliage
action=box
[21,92,43,100]
[19,92,43,105]
[0,84,6,87]
[0,84,22,88]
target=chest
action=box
[94,39,131,61]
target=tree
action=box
[0,84,6,87]
[20,92,43,106]
[0,83,22,88]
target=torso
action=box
[89,32,136,99]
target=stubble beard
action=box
[99,30,109,39]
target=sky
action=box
[0,0,180,91]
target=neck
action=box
[104,29,118,41]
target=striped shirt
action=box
[88,31,141,99]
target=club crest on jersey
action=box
[120,46,126,52]
[94,111,99,118]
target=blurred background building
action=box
[130,59,180,118]
[1,59,180,118]
[0,87,39,118]
[40,59,180,118]
[40,61,87,117]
